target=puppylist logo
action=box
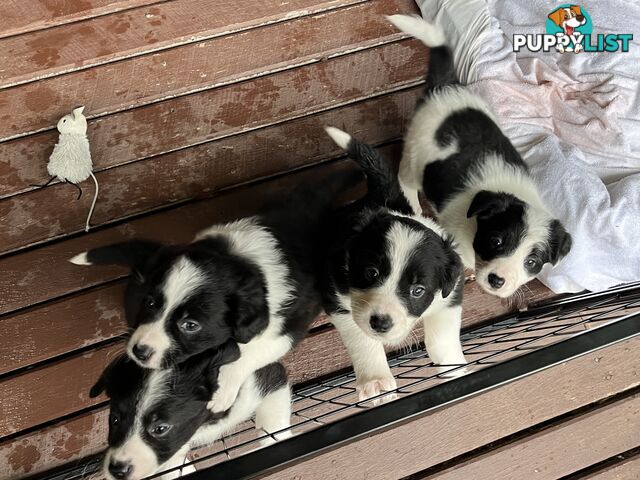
[513,5,633,54]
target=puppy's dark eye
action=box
[148,423,172,437]
[145,295,156,309]
[364,267,379,282]
[109,413,120,426]
[525,258,537,268]
[410,285,425,298]
[490,236,503,249]
[179,319,201,333]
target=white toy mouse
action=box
[35,106,99,232]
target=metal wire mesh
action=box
[166,283,640,477]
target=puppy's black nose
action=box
[488,273,505,289]
[108,460,132,479]
[370,314,393,333]
[576,14,584,21]
[132,343,153,362]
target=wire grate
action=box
[45,283,640,480]
[163,283,640,478]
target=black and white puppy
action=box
[389,15,572,298]
[92,343,291,480]
[321,127,466,400]
[71,175,354,413]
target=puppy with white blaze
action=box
[388,15,572,298]
[321,127,466,400]
[92,343,291,480]
[70,173,356,413]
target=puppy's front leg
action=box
[331,313,396,401]
[208,336,293,413]
[255,385,292,446]
[423,305,467,378]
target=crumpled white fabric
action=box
[415,0,640,292]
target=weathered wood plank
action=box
[0,38,425,204]
[427,395,640,480]
[0,109,407,317]
[0,409,108,480]
[0,0,167,39]
[0,343,119,438]
[254,336,640,480]
[0,283,127,376]
[0,0,366,88]
[582,453,640,480]
[0,82,424,253]
[0,0,416,141]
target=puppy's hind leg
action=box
[255,385,292,446]
[423,305,467,378]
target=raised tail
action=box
[386,14,457,93]
[325,126,412,214]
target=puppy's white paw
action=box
[574,43,583,53]
[356,376,397,401]
[207,383,241,413]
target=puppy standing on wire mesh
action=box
[389,15,572,299]
[320,127,466,401]
[92,343,291,480]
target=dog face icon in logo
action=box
[547,5,589,53]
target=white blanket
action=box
[415,0,640,293]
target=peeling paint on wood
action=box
[0,0,367,88]
[0,0,416,141]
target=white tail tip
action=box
[324,126,352,151]
[69,252,91,265]
[386,14,446,47]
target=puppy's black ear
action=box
[196,342,242,401]
[440,235,463,298]
[70,240,162,272]
[467,191,522,219]
[89,354,128,398]
[212,340,242,366]
[226,267,269,344]
[547,220,572,264]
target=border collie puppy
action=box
[91,343,291,480]
[71,174,355,413]
[320,127,466,400]
[388,15,572,298]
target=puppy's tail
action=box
[386,14,457,92]
[325,126,412,213]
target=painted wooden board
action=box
[0,0,367,88]
[427,394,640,480]
[0,0,416,141]
[582,453,640,480]
[0,38,425,204]
[0,409,108,479]
[0,0,167,39]
[0,283,127,376]
[0,77,424,254]
[254,336,640,480]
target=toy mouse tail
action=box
[85,172,99,232]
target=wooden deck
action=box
[0,1,636,479]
